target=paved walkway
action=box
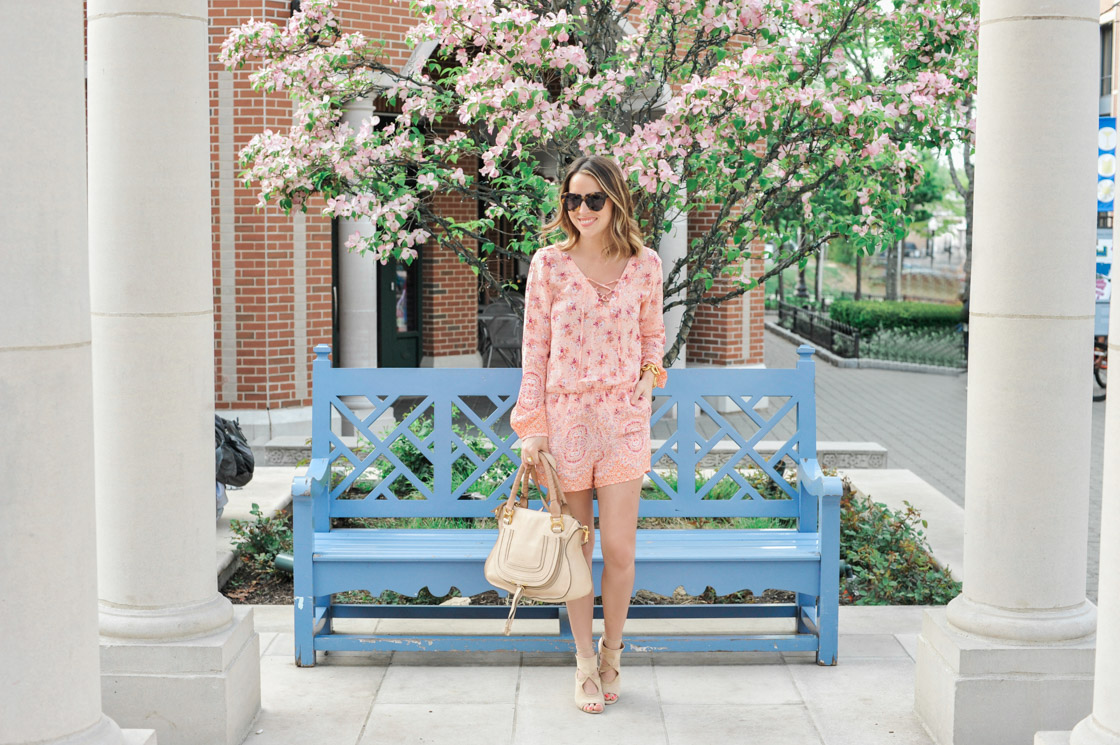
[763,328,1107,602]
[221,474,942,745]
[245,603,934,745]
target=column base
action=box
[99,594,233,641]
[100,606,260,745]
[1037,717,1120,745]
[121,731,157,745]
[30,716,156,745]
[916,608,1095,745]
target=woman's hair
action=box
[540,155,645,260]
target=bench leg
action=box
[817,489,841,666]
[295,594,317,667]
[816,589,838,666]
[558,606,572,639]
[815,564,840,666]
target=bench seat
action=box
[311,528,825,599]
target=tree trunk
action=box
[814,245,823,305]
[855,253,862,300]
[885,240,900,300]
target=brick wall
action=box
[684,209,766,367]
[209,0,417,412]
[423,125,481,358]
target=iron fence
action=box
[776,302,861,358]
[776,301,967,368]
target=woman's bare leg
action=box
[596,474,642,688]
[562,487,600,707]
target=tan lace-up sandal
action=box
[598,637,622,704]
[574,653,605,713]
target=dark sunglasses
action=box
[562,191,609,212]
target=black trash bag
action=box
[215,414,255,487]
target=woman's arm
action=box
[638,252,668,388]
[511,251,552,438]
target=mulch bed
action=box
[221,560,795,606]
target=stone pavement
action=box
[220,470,948,745]
[245,604,935,745]
[763,328,1107,602]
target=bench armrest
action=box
[798,458,843,503]
[292,458,331,610]
[292,457,330,540]
[292,457,330,500]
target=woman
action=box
[510,154,667,714]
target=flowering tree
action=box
[222,0,976,363]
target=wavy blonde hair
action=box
[540,155,645,261]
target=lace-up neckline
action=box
[560,251,633,302]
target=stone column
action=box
[338,97,380,370]
[915,2,1099,743]
[660,193,688,368]
[87,3,259,744]
[0,5,151,745]
[1036,234,1120,745]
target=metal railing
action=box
[776,302,861,359]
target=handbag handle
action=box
[503,451,567,520]
[535,452,570,512]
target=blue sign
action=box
[1099,117,1116,213]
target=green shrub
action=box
[351,405,516,498]
[829,298,963,334]
[230,503,294,573]
[840,490,961,605]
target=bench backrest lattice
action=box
[310,344,820,525]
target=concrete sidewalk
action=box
[245,604,935,745]
[220,465,966,745]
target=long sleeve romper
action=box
[510,244,668,492]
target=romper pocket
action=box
[622,396,651,454]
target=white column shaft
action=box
[337,217,380,368]
[88,0,232,638]
[0,4,124,743]
[1069,279,1120,744]
[948,0,1098,640]
[660,197,688,366]
[338,98,380,369]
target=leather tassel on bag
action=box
[484,452,593,635]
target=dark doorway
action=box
[377,255,421,368]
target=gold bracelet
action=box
[639,362,662,377]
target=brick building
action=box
[207,0,766,450]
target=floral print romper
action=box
[511,244,668,492]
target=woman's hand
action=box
[521,436,550,468]
[631,370,655,406]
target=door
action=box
[377,255,421,367]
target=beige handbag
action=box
[484,451,593,634]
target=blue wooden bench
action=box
[292,343,842,666]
